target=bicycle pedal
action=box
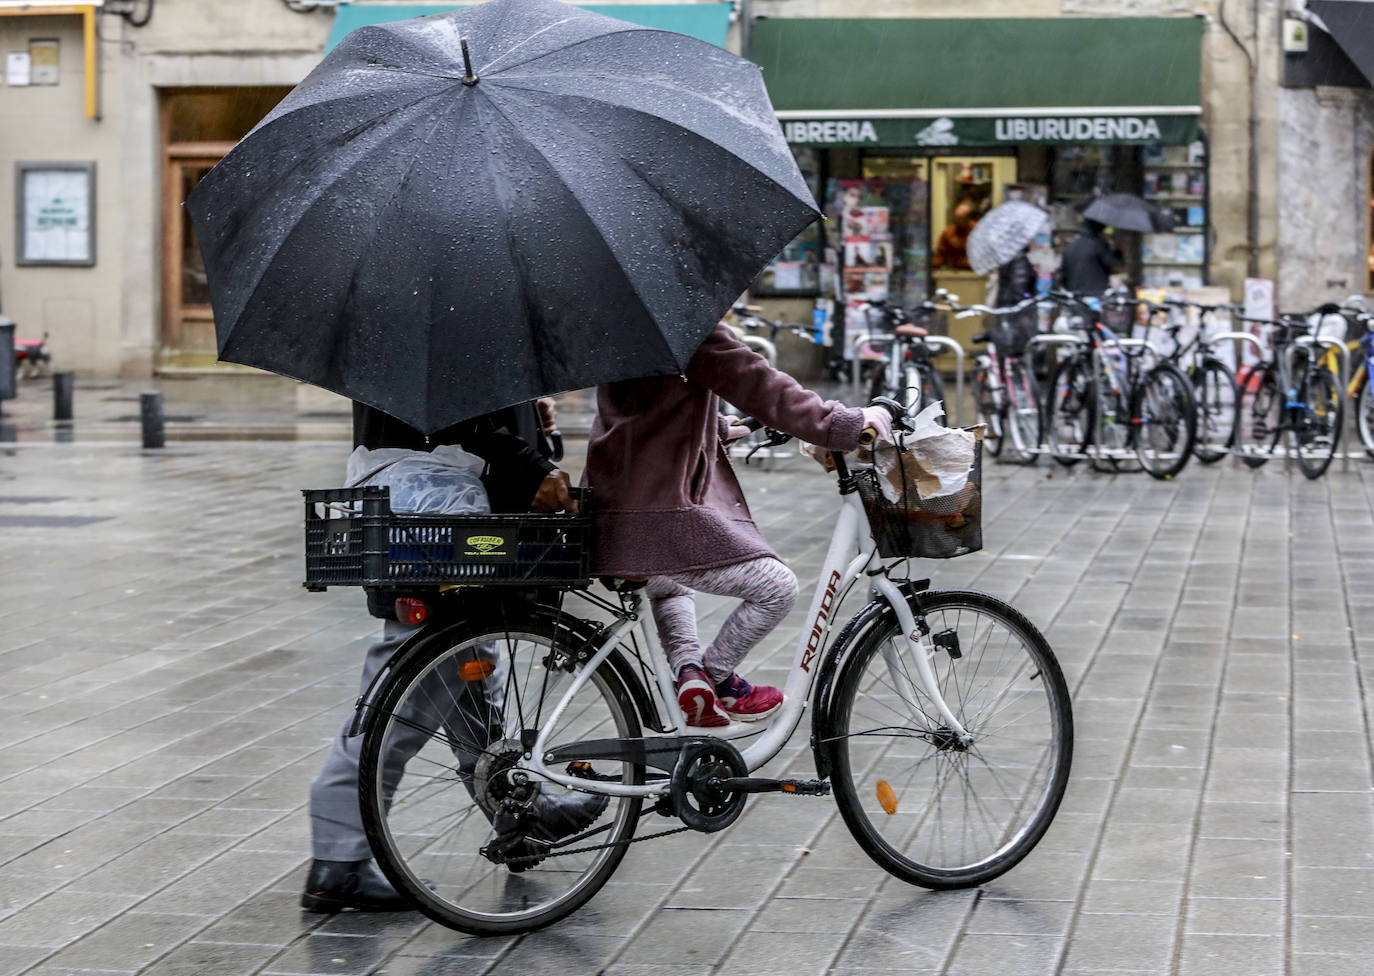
[712,776,831,797]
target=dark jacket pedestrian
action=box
[1058,220,1123,298]
[994,250,1039,353]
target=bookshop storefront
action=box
[748,16,1208,350]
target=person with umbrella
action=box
[184,0,845,907]
[966,200,1048,343]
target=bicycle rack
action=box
[848,333,965,425]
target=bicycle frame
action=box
[524,487,970,799]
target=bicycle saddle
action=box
[894,323,928,337]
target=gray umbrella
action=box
[186,0,818,434]
[1082,193,1175,233]
[965,201,1050,275]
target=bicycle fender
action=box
[809,579,929,780]
[348,605,663,739]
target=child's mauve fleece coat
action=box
[585,323,864,578]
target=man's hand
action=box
[536,397,558,436]
[531,469,578,513]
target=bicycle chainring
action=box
[668,740,748,833]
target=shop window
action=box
[1138,141,1208,290]
[753,147,824,296]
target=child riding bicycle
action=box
[585,322,890,726]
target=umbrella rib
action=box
[222,93,460,405]
[478,23,682,78]
[474,90,684,373]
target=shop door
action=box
[929,157,1017,349]
[162,153,229,364]
[159,87,292,368]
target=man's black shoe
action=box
[527,789,610,843]
[300,858,411,913]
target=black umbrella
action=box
[187,0,818,433]
[1082,193,1175,233]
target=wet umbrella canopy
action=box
[187,0,819,433]
[965,200,1050,276]
[1081,193,1175,234]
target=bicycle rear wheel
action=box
[1042,356,1093,466]
[1132,362,1196,480]
[358,613,644,935]
[1192,360,1239,464]
[1237,365,1280,468]
[973,369,1004,458]
[1294,369,1342,479]
[1002,359,1040,465]
[825,590,1072,889]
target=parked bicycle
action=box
[302,397,1073,936]
[851,297,948,415]
[1040,291,1197,480]
[1137,298,1241,465]
[1309,298,1374,458]
[954,294,1042,465]
[1235,310,1344,479]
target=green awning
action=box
[325,2,733,52]
[751,17,1204,147]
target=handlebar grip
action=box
[859,426,879,447]
[738,417,765,432]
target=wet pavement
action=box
[1,374,1374,974]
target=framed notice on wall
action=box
[16,162,96,267]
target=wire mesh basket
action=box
[303,486,593,590]
[854,436,982,559]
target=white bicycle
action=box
[305,400,1073,935]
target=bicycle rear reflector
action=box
[394,597,428,625]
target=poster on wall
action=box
[17,163,96,266]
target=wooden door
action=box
[162,148,232,366]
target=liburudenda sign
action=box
[780,113,1198,148]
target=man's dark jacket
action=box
[1058,227,1123,298]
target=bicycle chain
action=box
[501,822,693,867]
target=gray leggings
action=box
[645,556,799,683]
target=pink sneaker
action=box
[713,673,783,722]
[676,664,729,727]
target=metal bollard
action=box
[52,371,74,422]
[140,391,165,449]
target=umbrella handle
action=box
[543,429,564,463]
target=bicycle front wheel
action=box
[1042,356,1093,466]
[1193,360,1239,464]
[1357,376,1374,459]
[358,614,644,936]
[1237,366,1281,468]
[1294,368,1342,479]
[826,590,1073,889]
[1132,362,1197,480]
[1003,358,1041,465]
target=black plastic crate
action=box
[303,486,593,590]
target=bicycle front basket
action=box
[855,435,983,559]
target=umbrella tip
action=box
[461,37,478,86]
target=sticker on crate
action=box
[465,535,508,556]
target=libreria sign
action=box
[782,115,1177,147]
